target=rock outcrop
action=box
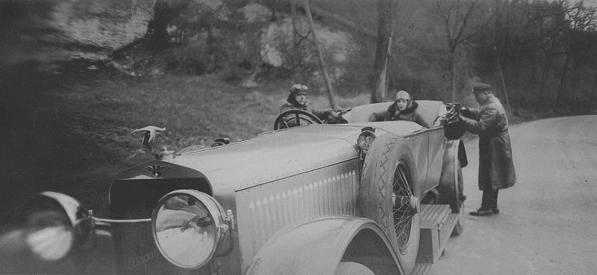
[259,15,357,86]
[0,0,157,64]
[0,0,363,90]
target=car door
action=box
[426,127,447,188]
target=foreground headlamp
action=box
[357,127,376,154]
[22,191,91,261]
[151,190,230,269]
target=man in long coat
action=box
[460,83,516,216]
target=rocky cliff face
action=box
[0,0,157,64]
[140,1,359,87]
[1,0,367,92]
[259,15,357,86]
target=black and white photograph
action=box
[0,0,596,274]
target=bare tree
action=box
[370,0,397,103]
[556,0,597,111]
[433,0,492,101]
[492,0,510,111]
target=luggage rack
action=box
[411,204,462,275]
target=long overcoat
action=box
[461,95,516,190]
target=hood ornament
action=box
[131,126,174,160]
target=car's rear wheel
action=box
[359,135,420,274]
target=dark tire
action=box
[437,145,464,213]
[359,135,420,274]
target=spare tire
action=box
[358,135,420,274]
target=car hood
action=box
[169,123,423,194]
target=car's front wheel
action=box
[358,135,420,274]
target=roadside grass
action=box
[39,72,286,214]
[0,67,369,222]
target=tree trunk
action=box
[493,1,512,113]
[449,47,457,102]
[556,53,570,113]
[290,0,299,70]
[589,73,597,112]
[370,0,396,103]
[303,0,337,109]
[537,53,554,112]
[495,46,511,113]
[291,0,297,48]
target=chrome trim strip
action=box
[92,217,152,223]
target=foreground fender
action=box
[245,216,404,275]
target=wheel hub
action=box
[393,194,419,215]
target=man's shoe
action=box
[469,208,493,216]
[492,208,500,214]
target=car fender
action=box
[245,216,405,275]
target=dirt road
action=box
[434,115,597,275]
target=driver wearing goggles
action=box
[280,84,340,120]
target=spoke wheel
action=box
[392,164,418,253]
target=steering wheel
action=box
[274,109,323,130]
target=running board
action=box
[411,204,460,275]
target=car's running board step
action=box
[415,204,459,264]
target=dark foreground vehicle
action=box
[13,100,467,274]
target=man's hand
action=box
[445,104,462,125]
[330,110,341,118]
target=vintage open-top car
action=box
[14,100,467,275]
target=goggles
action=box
[291,84,309,94]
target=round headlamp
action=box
[151,190,229,269]
[357,127,376,153]
[22,191,91,261]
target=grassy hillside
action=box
[0,63,368,224]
